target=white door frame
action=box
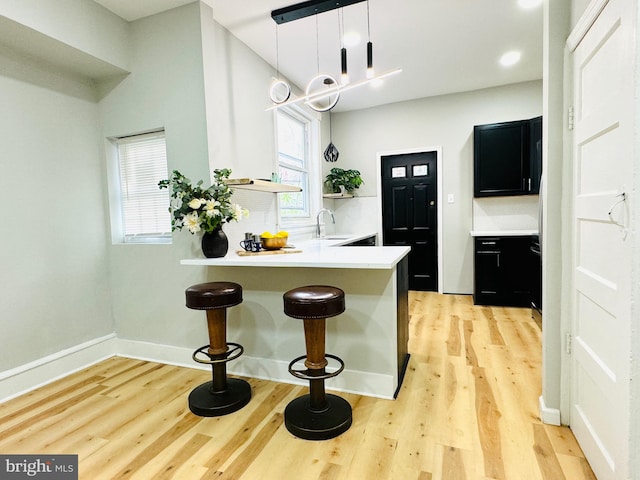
[375,147,444,294]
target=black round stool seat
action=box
[186,282,242,310]
[283,285,351,440]
[185,281,250,417]
[283,285,345,319]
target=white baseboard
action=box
[116,338,396,399]
[539,395,562,425]
[0,335,397,403]
[0,334,117,403]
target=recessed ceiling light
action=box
[500,51,521,67]
[518,0,542,9]
[343,32,361,48]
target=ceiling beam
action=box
[271,0,366,24]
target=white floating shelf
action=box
[226,178,302,193]
[323,193,354,198]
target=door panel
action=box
[571,0,633,477]
[382,151,437,291]
[412,184,429,229]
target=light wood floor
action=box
[0,292,596,479]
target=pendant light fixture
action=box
[323,111,339,162]
[269,23,291,104]
[366,0,374,79]
[268,0,402,111]
[305,11,340,112]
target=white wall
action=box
[326,80,542,293]
[199,3,281,244]
[0,0,129,71]
[0,51,113,371]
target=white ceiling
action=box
[93,0,543,112]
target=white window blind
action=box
[116,131,171,243]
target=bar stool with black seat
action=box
[283,285,352,440]
[185,281,251,417]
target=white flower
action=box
[184,211,201,233]
[188,198,203,209]
[204,200,220,218]
[231,203,248,221]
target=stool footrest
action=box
[192,342,244,365]
[288,353,345,381]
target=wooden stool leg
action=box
[303,318,329,411]
[206,309,228,393]
[284,315,352,439]
[188,305,251,417]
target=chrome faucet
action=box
[316,208,335,238]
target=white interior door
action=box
[570,0,634,478]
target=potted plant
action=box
[324,167,364,195]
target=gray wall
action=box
[0,44,113,371]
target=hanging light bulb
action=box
[366,0,374,79]
[341,47,349,85]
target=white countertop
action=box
[470,230,538,237]
[181,232,410,269]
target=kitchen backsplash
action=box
[472,195,539,232]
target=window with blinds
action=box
[116,131,171,243]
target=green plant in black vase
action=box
[324,168,364,195]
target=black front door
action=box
[381,151,437,291]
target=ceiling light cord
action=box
[315,11,320,74]
[366,0,371,39]
[339,8,349,84]
[275,24,280,79]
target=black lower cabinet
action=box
[474,236,534,307]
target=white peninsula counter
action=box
[181,234,410,399]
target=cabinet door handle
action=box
[497,253,500,268]
[528,178,532,191]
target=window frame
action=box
[107,129,172,245]
[274,105,321,229]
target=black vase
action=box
[201,228,229,258]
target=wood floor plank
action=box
[0,292,596,480]
[532,422,567,480]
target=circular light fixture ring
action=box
[269,79,291,104]
[305,73,340,112]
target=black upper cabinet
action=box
[528,116,542,195]
[474,116,542,197]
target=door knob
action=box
[429,201,435,206]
